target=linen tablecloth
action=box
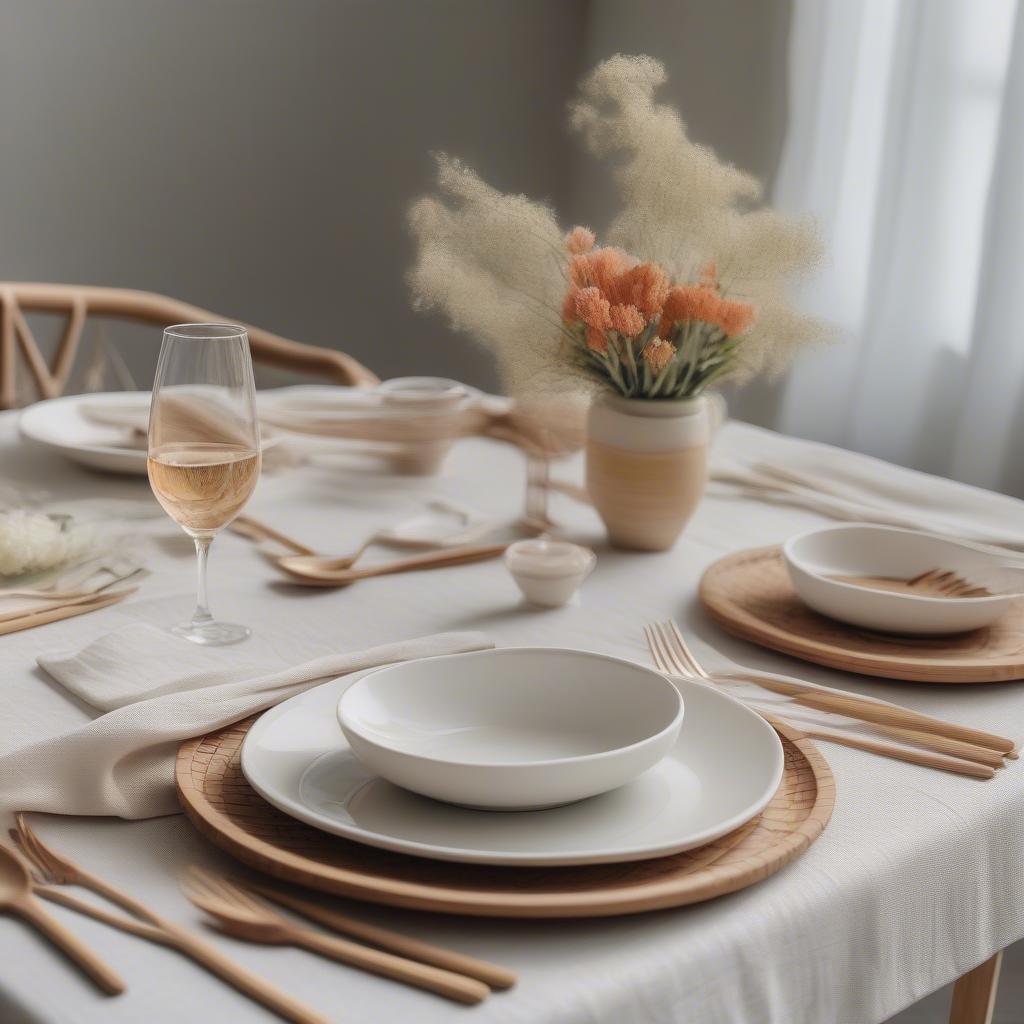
[1,412,1022,1024]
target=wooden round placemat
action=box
[175,716,834,919]
[700,545,1024,684]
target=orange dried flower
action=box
[608,303,645,336]
[699,261,718,288]
[574,286,612,331]
[662,284,721,325]
[568,248,626,292]
[590,248,630,297]
[565,226,596,255]
[585,326,609,354]
[615,262,670,319]
[717,300,755,336]
[642,337,675,372]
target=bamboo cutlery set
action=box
[0,566,142,635]
[1,817,515,1022]
[644,620,1018,780]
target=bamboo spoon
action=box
[0,845,125,995]
[183,869,489,1005]
[275,542,508,587]
[233,503,498,571]
[12,821,326,1024]
[246,882,516,990]
[229,516,315,556]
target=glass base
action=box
[172,620,251,646]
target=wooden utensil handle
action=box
[297,930,489,1004]
[725,671,1015,754]
[231,517,314,556]
[17,896,125,995]
[167,933,328,1024]
[349,543,506,580]
[251,887,515,989]
[0,589,134,636]
[802,725,995,779]
[874,725,1006,768]
[0,589,124,626]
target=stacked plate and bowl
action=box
[239,647,786,868]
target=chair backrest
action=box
[0,282,378,409]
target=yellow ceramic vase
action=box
[586,394,709,552]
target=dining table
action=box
[1,405,1022,1024]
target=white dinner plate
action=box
[241,658,785,866]
[20,392,153,474]
[20,391,280,476]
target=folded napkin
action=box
[1,626,492,820]
[711,422,1024,551]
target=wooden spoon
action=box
[229,516,315,556]
[275,542,508,587]
[0,845,125,995]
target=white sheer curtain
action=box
[773,0,1024,494]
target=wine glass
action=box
[147,324,261,645]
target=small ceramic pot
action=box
[586,394,709,552]
[378,377,469,476]
[504,538,596,607]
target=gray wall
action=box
[0,0,789,396]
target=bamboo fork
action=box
[0,845,125,996]
[644,622,1000,779]
[11,819,326,1024]
[246,882,516,990]
[654,620,1016,757]
[183,869,490,1005]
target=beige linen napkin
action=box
[1,626,492,820]
[710,422,1024,551]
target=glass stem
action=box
[192,536,214,625]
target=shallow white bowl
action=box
[784,524,1021,634]
[336,648,684,811]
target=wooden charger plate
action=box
[700,545,1024,684]
[176,716,834,918]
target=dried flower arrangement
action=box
[409,55,825,402]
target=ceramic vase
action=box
[585,393,709,552]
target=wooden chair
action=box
[0,282,378,409]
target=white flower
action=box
[0,512,93,578]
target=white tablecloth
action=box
[1,412,1022,1024]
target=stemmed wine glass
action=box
[147,324,261,645]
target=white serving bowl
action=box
[336,648,684,811]
[783,524,1021,634]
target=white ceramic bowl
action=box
[504,539,596,607]
[336,648,684,811]
[784,524,1021,634]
